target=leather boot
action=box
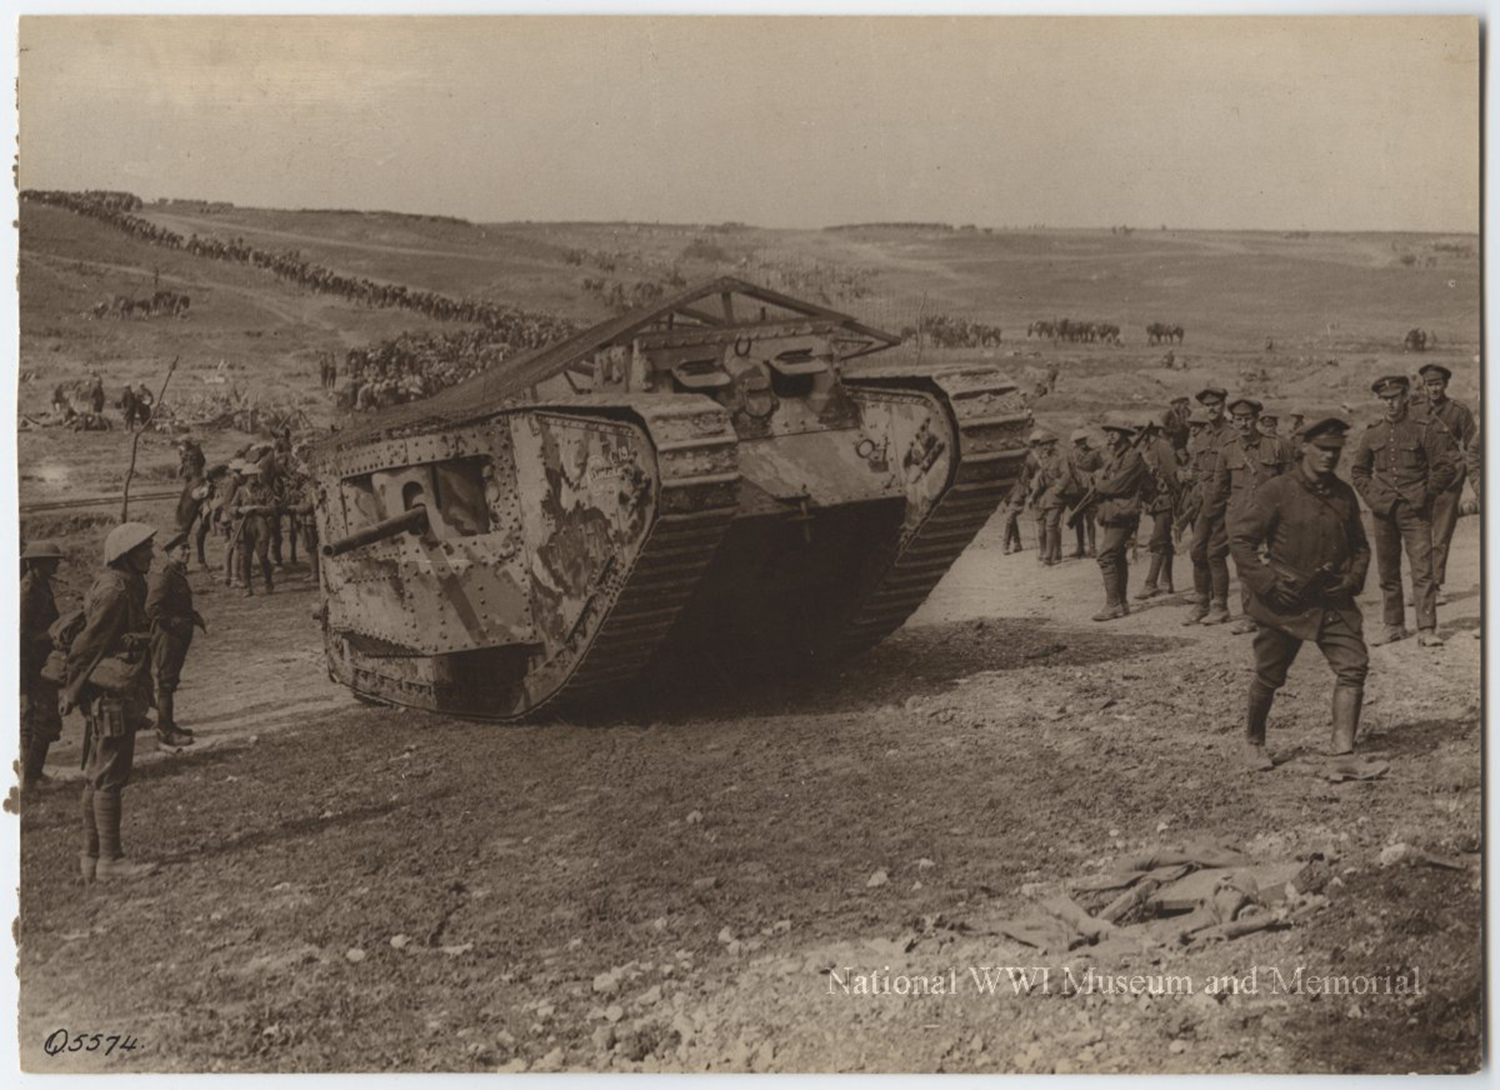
[1328,686,1362,756]
[154,691,194,748]
[1182,597,1209,625]
[1135,555,1163,599]
[21,736,52,792]
[93,788,159,882]
[1093,567,1125,621]
[1244,682,1276,771]
[1201,598,1231,625]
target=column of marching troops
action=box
[18,432,322,883]
[1003,361,1479,770]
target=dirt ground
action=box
[13,205,1482,1073]
[14,504,1481,1073]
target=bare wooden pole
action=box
[121,355,179,522]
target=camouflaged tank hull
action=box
[312,372,1027,720]
[309,278,1031,720]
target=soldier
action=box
[1286,413,1306,442]
[20,541,65,793]
[1183,385,1233,625]
[88,372,105,414]
[1165,396,1192,452]
[228,461,276,596]
[1229,419,1370,770]
[1001,478,1025,554]
[1091,415,1147,621]
[1135,410,1179,599]
[146,532,205,747]
[1350,375,1457,647]
[1028,430,1073,566]
[174,435,206,479]
[62,523,161,882]
[1415,363,1476,604]
[1067,428,1101,558]
[1211,397,1291,633]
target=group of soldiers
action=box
[1007,361,1478,769]
[20,521,205,881]
[22,187,577,348]
[171,433,320,595]
[339,328,524,411]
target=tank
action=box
[308,277,1033,720]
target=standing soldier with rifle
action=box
[1229,418,1370,771]
[224,461,276,596]
[1135,410,1181,600]
[63,523,161,882]
[1090,415,1148,621]
[146,532,205,748]
[1066,428,1101,558]
[1028,429,1073,567]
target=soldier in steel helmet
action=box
[63,522,162,882]
[1091,415,1147,620]
[1066,428,1101,558]
[19,540,65,794]
[1027,429,1073,566]
[1350,375,1458,647]
[1132,410,1181,599]
[1229,418,1370,770]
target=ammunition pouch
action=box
[95,696,131,738]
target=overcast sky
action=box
[16,16,1480,232]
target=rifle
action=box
[1067,429,1149,529]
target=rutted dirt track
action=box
[15,510,1481,1073]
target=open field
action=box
[14,199,1482,1072]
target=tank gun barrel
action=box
[322,504,427,557]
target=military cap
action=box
[1227,397,1263,416]
[21,540,64,561]
[1195,386,1228,404]
[1300,417,1351,448]
[1259,411,1279,424]
[163,530,191,552]
[1170,395,1191,405]
[1029,428,1056,445]
[1070,428,1091,443]
[1371,375,1410,396]
[1099,413,1137,436]
[1187,410,1210,427]
[1417,363,1452,382]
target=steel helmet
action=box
[1070,428,1091,443]
[1028,428,1055,445]
[21,540,64,561]
[104,522,157,565]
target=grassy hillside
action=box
[17,197,1481,512]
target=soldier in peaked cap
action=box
[1211,397,1291,633]
[65,523,162,882]
[1183,386,1234,625]
[1229,418,1370,771]
[1350,375,1458,647]
[1414,362,1476,604]
[146,531,205,749]
[20,541,65,794]
[1091,415,1147,620]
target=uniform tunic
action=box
[1229,468,1370,691]
[1140,434,1180,559]
[20,569,61,741]
[1419,395,1478,588]
[146,558,199,693]
[1350,411,1456,630]
[65,566,151,790]
[1187,419,1234,593]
